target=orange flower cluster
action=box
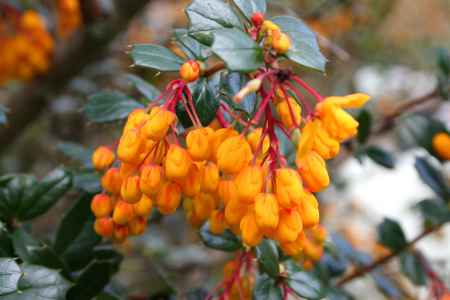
[259,19,291,55]
[0,10,53,84]
[221,259,254,300]
[57,0,81,38]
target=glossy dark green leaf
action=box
[18,169,72,221]
[2,264,70,300]
[272,16,326,72]
[130,44,184,71]
[54,193,101,271]
[253,276,282,300]
[224,72,256,115]
[414,157,450,199]
[287,269,324,300]
[377,218,407,252]
[233,0,266,20]
[0,175,36,221]
[73,171,101,194]
[0,104,9,125]
[356,110,372,144]
[199,222,242,252]
[56,142,92,168]
[400,252,426,286]
[84,91,144,123]
[125,74,160,102]
[0,258,21,295]
[0,223,14,257]
[212,28,264,72]
[365,146,396,169]
[415,199,450,226]
[437,48,450,76]
[174,29,211,60]
[186,0,242,45]
[256,239,279,278]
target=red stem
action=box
[291,76,323,102]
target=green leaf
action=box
[2,264,70,300]
[437,48,450,76]
[272,16,326,72]
[73,171,101,194]
[11,229,66,271]
[256,239,280,278]
[174,29,211,60]
[400,252,426,286]
[56,142,93,168]
[233,0,266,20]
[0,104,9,125]
[176,78,220,128]
[186,0,242,45]
[54,193,101,271]
[414,157,450,199]
[326,287,354,300]
[131,44,184,71]
[0,258,21,295]
[125,74,160,102]
[287,269,324,300]
[356,110,372,144]
[253,276,282,300]
[199,222,242,252]
[223,72,256,115]
[377,218,407,252]
[212,28,264,72]
[0,175,36,221]
[18,169,72,221]
[84,91,144,123]
[0,222,14,257]
[365,146,396,169]
[415,199,450,226]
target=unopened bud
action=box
[234,79,262,103]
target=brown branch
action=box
[336,223,446,287]
[0,0,153,155]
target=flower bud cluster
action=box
[57,0,81,38]
[259,19,292,55]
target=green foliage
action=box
[130,44,184,71]
[125,74,160,102]
[364,146,396,169]
[414,157,450,200]
[174,29,212,61]
[399,252,426,286]
[255,239,280,277]
[233,0,267,20]
[377,218,407,252]
[253,276,282,300]
[356,110,372,144]
[285,261,325,300]
[0,258,21,295]
[199,223,242,252]
[415,199,450,226]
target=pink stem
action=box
[291,76,323,102]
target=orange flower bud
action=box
[261,20,280,34]
[184,198,203,227]
[235,165,264,203]
[117,129,142,163]
[123,109,150,133]
[121,175,142,204]
[91,194,113,218]
[296,151,330,192]
[202,162,219,193]
[165,144,192,179]
[113,200,135,225]
[217,136,252,174]
[311,225,327,243]
[240,211,263,247]
[134,194,153,217]
[142,107,176,140]
[113,225,129,244]
[101,167,122,194]
[303,259,314,271]
[271,30,291,54]
[223,260,238,279]
[328,93,371,109]
[276,97,301,129]
[234,79,262,103]
[209,210,226,235]
[20,11,46,32]
[140,164,162,196]
[317,99,360,142]
[92,146,115,171]
[247,128,269,156]
[275,209,303,242]
[94,217,114,238]
[129,217,147,236]
[311,120,340,160]
[180,60,201,83]
[179,163,202,197]
[251,12,265,27]
[218,179,238,206]
[119,162,137,179]
[144,140,167,165]
[156,182,181,215]
[225,196,248,226]
[300,192,319,229]
[193,192,216,220]
[280,232,304,256]
[210,128,239,161]
[275,168,304,208]
[302,235,324,261]
[186,127,213,161]
[254,193,279,230]
[432,132,450,160]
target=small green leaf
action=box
[253,276,282,300]
[287,269,324,300]
[131,44,184,71]
[199,222,242,252]
[256,240,280,278]
[356,110,372,144]
[54,193,101,271]
[326,287,354,300]
[272,16,326,72]
[365,146,396,169]
[415,199,450,226]
[125,74,160,102]
[400,252,426,286]
[56,142,93,168]
[414,157,450,199]
[233,0,266,20]
[223,72,256,115]
[0,175,36,221]
[377,218,407,252]
[84,91,144,123]
[437,48,450,76]
[174,29,211,60]
[186,0,242,45]
[212,28,264,72]
[0,258,21,295]
[2,264,71,300]
[18,169,72,221]
[73,171,101,194]
[0,222,14,257]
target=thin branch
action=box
[336,223,447,287]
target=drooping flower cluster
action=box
[0,9,53,84]
[56,0,82,38]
